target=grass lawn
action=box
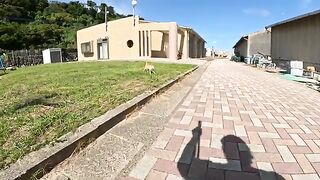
[0,61,194,169]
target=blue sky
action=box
[63,0,320,51]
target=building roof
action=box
[233,36,248,48]
[78,16,206,43]
[137,20,206,42]
[180,26,206,43]
[233,29,270,48]
[266,9,320,28]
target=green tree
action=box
[0,22,24,49]
[46,12,74,26]
[0,0,129,50]
[43,2,66,16]
[66,1,85,17]
[86,0,96,8]
[25,0,47,17]
[76,14,94,26]
[24,23,64,48]
[0,0,29,21]
[35,0,49,12]
[85,0,97,18]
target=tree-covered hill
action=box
[0,0,128,50]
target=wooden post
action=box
[11,50,15,65]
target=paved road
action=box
[125,59,320,180]
[42,62,208,180]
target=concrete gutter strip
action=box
[0,66,199,180]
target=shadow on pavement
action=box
[177,121,285,180]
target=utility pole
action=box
[105,5,109,32]
[131,0,137,26]
[211,45,214,57]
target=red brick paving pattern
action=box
[128,60,320,180]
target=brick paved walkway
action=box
[125,60,320,180]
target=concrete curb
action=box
[0,66,199,180]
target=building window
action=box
[127,40,134,48]
[81,41,93,54]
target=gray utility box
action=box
[42,48,62,64]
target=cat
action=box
[306,66,316,72]
[144,61,156,74]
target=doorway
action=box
[97,39,109,60]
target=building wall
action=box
[77,17,206,61]
[234,40,248,57]
[188,34,205,58]
[150,31,184,59]
[177,32,184,55]
[248,30,271,56]
[271,14,320,69]
[150,31,168,58]
[189,34,195,58]
[77,18,139,60]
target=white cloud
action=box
[242,8,271,17]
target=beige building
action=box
[77,16,206,61]
[233,30,271,58]
[266,10,320,70]
[233,36,248,58]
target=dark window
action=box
[127,40,134,48]
[81,42,93,54]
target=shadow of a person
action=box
[177,121,285,180]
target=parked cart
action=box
[252,52,276,69]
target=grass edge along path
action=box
[0,61,195,169]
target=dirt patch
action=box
[29,105,55,119]
[3,126,29,149]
